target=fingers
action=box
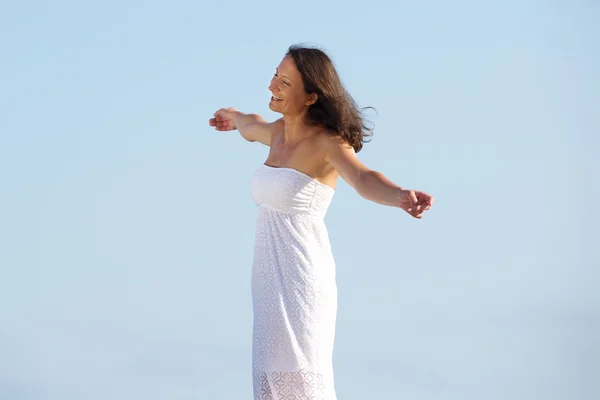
[405,190,434,219]
[417,191,433,207]
[214,107,235,120]
[427,195,434,207]
[209,116,231,130]
[215,116,234,130]
[408,203,426,219]
[405,190,418,213]
[214,108,227,118]
[209,110,235,131]
[408,191,418,207]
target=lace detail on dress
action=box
[254,371,327,400]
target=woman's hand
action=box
[399,190,434,219]
[208,107,239,131]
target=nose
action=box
[268,76,280,92]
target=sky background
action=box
[1,0,598,399]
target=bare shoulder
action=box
[267,118,285,139]
[249,117,284,146]
[271,118,285,130]
[265,117,285,135]
[315,129,369,188]
[315,129,354,155]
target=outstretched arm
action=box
[209,107,282,146]
[323,135,433,219]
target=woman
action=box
[209,45,434,400]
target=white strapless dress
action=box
[251,164,338,400]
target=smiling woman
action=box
[208,44,434,400]
[270,45,373,153]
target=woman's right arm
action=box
[209,107,282,146]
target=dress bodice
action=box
[251,164,335,219]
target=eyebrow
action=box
[275,68,292,81]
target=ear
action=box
[305,93,318,106]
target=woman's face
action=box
[268,56,315,115]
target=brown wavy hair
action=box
[286,45,374,153]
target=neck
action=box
[282,112,311,142]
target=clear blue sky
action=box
[1,0,598,399]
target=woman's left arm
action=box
[323,136,434,219]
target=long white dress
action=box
[251,164,338,400]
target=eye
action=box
[273,73,290,86]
